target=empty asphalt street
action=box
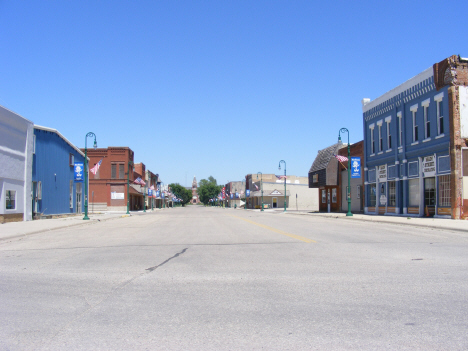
[1,206,468,350]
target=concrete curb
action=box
[0,214,131,242]
[284,211,468,233]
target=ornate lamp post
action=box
[126,160,134,214]
[278,160,287,212]
[83,132,97,220]
[143,182,146,213]
[338,128,353,216]
[256,172,264,211]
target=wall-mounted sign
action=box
[74,162,84,182]
[422,155,436,177]
[351,157,361,178]
[378,165,387,182]
[380,194,387,205]
[111,192,124,200]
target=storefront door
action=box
[273,198,277,208]
[76,183,82,214]
[424,177,435,216]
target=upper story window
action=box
[410,104,418,143]
[369,123,375,154]
[119,164,124,179]
[434,92,444,136]
[377,120,383,152]
[385,116,392,149]
[69,153,74,167]
[111,164,117,179]
[397,112,402,147]
[422,99,430,140]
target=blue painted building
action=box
[362,55,468,219]
[32,125,86,217]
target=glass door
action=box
[76,183,82,214]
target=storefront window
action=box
[388,181,396,206]
[6,190,16,209]
[321,190,326,203]
[409,179,420,207]
[332,188,337,203]
[438,175,450,207]
[369,184,376,207]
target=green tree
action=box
[197,176,222,205]
[168,183,192,206]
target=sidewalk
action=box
[0,211,154,241]
[284,211,468,233]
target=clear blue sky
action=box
[1,0,466,187]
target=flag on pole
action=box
[254,184,259,190]
[90,159,103,175]
[150,185,155,190]
[275,175,287,180]
[134,177,146,186]
[334,154,348,162]
[334,154,348,169]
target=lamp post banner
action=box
[246,190,250,197]
[351,157,361,178]
[74,162,84,182]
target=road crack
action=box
[146,247,188,272]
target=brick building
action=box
[362,55,468,219]
[83,147,143,212]
[191,176,200,204]
[338,140,364,213]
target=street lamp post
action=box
[256,172,264,211]
[83,132,97,220]
[278,160,286,212]
[338,128,353,216]
[143,183,146,212]
[126,160,134,214]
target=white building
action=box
[0,105,34,223]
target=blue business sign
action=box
[246,190,250,197]
[156,191,160,197]
[148,189,152,196]
[74,162,84,182]
[351,157,361,178]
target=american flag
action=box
[275,175,287,180]
[90,159,103,175]
[334,154,349,162]
[150,185,155,190]
[255,184,259,190]
[134,177,146,186]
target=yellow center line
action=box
[228,214,316,243]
